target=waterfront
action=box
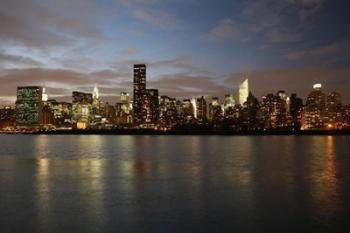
[1,135,350,232]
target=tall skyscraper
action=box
[15,86,43,127]
[92,84,99,100]
[305,83,326,129]
[42,87,48,102]
[239,79,249,105]
[145,89,159,126]
[92,84,101,117]
[133,64,146,125]
[326,91,342,128]
[197,96,207,121]
[190,98,197,119]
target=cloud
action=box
[286,51,306,61]
[208,0,327,44]
[0,52,42,68]
[148,75,229,99]
[0,0,116,50]
[209,18,243,41]
[291,0,327,20]
[115,0,182,30]
[120,47,139,55]
[149,56,212,76]
[285,38,350,64]
[132,8,180,29]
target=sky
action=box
[0,0,350,105]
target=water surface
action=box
[1,135,349,232]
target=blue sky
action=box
[0,0,350,104]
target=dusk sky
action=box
[1,0,350,104]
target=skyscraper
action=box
[224,94,235,111]
[120,92,130,103]
[239,79,249,105]
[72,91,93,125]
[145,89,159,126]
[305,83,326,129]
[15,86,43,127]
[133,64,146,125]
[92,84,101,117]
[197,96,207,121]
[92,84,99,100]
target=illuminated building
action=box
[260,92,290,129]
[42,87,48,102]
[92,84,104,119]
[120,92,129,103]
[191,98,197,119]
[72,91,92,127]
[115,92,133,126]
[175,100,185,125]
[144,89,159,127]
[93,84,99,100]
[0,106,16,129]
[47,100,72,127]
[239,79,249,105]
[342,105,350,129]
[209,97,222,128]
[305,84,326,129]
[196,96,207,122]
[159,96,177,130]
[325,92,342,129]
[42,105,54,127]
[224,94,235,111]
[242,92,259,130]
[277,90,287,101]
[182,99,195,122]
[133,64,147,126]
[15,86,43,128]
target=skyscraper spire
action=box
[93,84,99,100]
[42,87,48,102]
[239,78,249,105]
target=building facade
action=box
[133,64,147,126]
[15,86,43,128]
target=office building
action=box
[15,86,43,127]
[239,79,249,105]
[133,64,147,125]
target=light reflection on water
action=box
[0,135,350,233]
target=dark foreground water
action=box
[0,135,350,233]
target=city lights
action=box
[0,65,350,133]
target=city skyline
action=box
[1,0,350,105]
[1,63,350,132]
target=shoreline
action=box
[2,129,350,136]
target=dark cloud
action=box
[209,0,328,44]
[149,57,213,76]
[285,38,350,65]
[208,19,244,41]
[0,0,115,49]
[148,74,229,99]
[116,0,184,30]
[0,52,42,67]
